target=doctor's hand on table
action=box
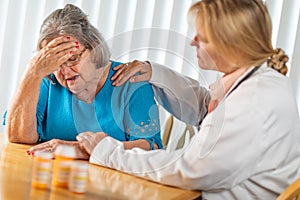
[26,131,107,159]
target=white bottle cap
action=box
[54,144,76,158]
[71,161,89,170]
[34,151,54,159]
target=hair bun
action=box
[267,48,289,75]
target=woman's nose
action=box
[190,36,198,47]
[60,63,72,75]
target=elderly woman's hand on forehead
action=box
[76,132,108,155]
[30,36,80,79]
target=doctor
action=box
[76,0,300,199]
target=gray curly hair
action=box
[37,4,110,69]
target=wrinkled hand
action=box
[76,132,108,155]
[29,36,79,78]
[27,139,90,160]
[111,60,152,86]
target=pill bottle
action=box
[52,145,76,188]
[31,151,53,189]
[68,161,89,194]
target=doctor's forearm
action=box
[149,63,210,126]
[123,139,158,150]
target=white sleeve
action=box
[89,135,212,190]
[89,104,259,191]
[89,69,300,195]
[149,62,210,126]
[89,86,265,191]
[90,112,255,191]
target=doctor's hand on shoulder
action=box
[111,60,152,86]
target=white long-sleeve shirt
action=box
[90,63,300,200]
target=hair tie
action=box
[267,48,289,75]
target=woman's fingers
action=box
[77,132,107,155]
[46,36,72,48]
[27,139,78,156]
[47,38,79,56]
[111,63,129,81]
[27,139,59,155]
[129,72,151,83]
[43,40,78,64]
[111,61,152,86]
[76,132,93,154]
[77,136,93,155]
[55,47,79,64]
[27,139,90,160]
[73,143,90,160]
[111,64,123,72]
[111,62,140,86]
[32,36,80,77]
[28,140,52,152]
[28,132,107,157]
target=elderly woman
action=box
[4,4,162,152]
[74,0,300,199]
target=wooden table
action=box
[0,134,201,200]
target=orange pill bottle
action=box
[52,145,76,188]
[68,161,89,194]
[31,151,53,189]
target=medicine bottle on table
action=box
[31,151,53,190]
[68,161,89,194]
[52,145,76,188]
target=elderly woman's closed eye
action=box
[63,47,86,67]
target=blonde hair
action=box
[189,0,288,75]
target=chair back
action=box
[158,105,197,151]
[277,178,300,200]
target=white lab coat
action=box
[90,63,300,200]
